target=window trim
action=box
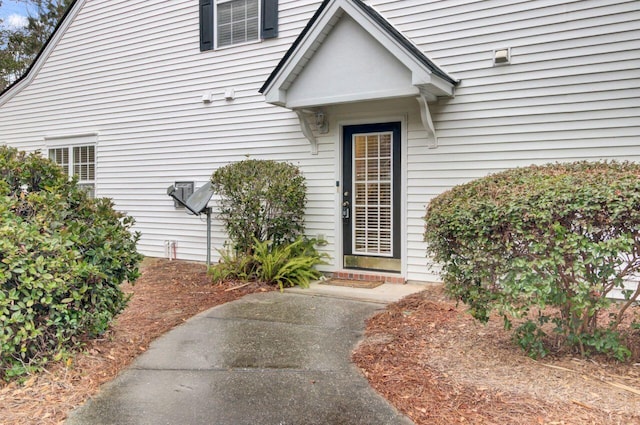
[200,0,278,52]
[45,133,97,197]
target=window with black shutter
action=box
[200,0,278,51]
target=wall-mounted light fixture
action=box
[315,111,328,134]
[224,88,235,101]
[294,108,329,155]
[493,48,511,65]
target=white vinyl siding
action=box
[0,0,638,283]
[389,0,640,282]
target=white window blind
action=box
[217,0,259,47]
[48,147,69,176]
[49,145,95,198]
[352,132,393,257]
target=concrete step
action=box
[285,280,434,304]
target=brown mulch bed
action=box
[3,260,639,425]
[0,258,273,425]
[352,285,640,425]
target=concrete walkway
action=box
[66,287,420,425]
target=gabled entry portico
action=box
[260,0,458,278]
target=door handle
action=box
[342,201,350,219]
[342,191,350,220]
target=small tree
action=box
[0,146,142,380]
[211,159,307,254]
[424,161,640,360]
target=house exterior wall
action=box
[396,0,640,281]
[0,0,322,262]
[0,0,639,282]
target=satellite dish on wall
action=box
[185,181,215,215]
[167,182,214,215]
[166,181,217,266]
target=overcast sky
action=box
[0,0,29,28]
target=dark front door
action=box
[342,122,401,273]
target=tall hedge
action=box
[0,147,142,380]
[211,159,307,254]
[424,161,640,360]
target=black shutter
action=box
[261,0,278,39]
[200,0,214,51]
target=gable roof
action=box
[0,0,80,103]
[259,0,458,98]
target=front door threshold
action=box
[331,270,406,285]
[344,255,401,273]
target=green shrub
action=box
[207,244,255,283]
[211,159,306,255]
[0,146,142,380]
[424,161,640,360]
[209,237,327,291]
[252,237,327,291]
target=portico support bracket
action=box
[416,94,438,149]
[295,110,319,155]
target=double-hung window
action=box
[217,0,259,47]
[48,144,96,198]
[200,0,278,51]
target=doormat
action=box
[321,278,384,289]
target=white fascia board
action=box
[413,72,457,98]
[285,87,420,109]
[264,87,287,106]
